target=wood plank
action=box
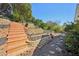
[8,32,25,36]
[6,40,27,50]
[7,45,27,56]
[7,36,27,42]
[7,34,27,38]
[8,31,24,35]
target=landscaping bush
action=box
[65,21,79,55]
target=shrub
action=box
[65,22,79,55]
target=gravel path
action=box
[33,35,72,56]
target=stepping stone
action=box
[57,40,63,43]
[59,40,63,43]
[51,44,55,47]
[56,47,62,52]
[60,40,63,41]
[43,53,50,56]
[47,54,50,56]
[59,37,63,39]
[56,42,60,45]
[49,50,55,54]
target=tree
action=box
[46,21,63,32]
[8,3,32,22]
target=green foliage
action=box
[8,3,32,22]
[65,21,79,55]
[46,21,63,32]
[31,17,49,30]
[40,23,49,30]
[31,18,63,32]
[64,22,75,32]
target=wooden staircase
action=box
[6,22,28,56]
[0,18,40,56]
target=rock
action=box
[49,50,55,54]
[56,47,62,52]
[0,3,13,17]
[51,44,55,47]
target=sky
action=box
[32,3,77,25]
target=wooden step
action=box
[7,45,27,56]
[10,23,24,27]
[8,31,24,34]
[9,28,24,30]
[7,36,27,42]
[4,21,28,56]
[8,32,25,36]
[8,30,25,32]
[6,40,27,50]
[7,34,27,38]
